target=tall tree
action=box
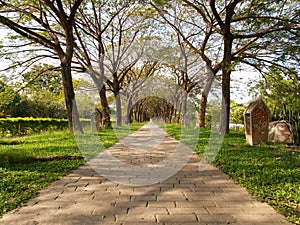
[151,1,223,128]
[74,1,153,126]
[0,0,84,132]
[152,0,299,133]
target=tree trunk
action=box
[172,96,178,123]
[61,62,82,133]
[115,91,122,126]
[99,85,112,129]
[198,94,207,128]
[197,72,215,128]
[219,32,233,134]
[61,32,83,133]
[220,68,231,134]
[175,96,181,124]
[125,95,133,124]
[181,91,187,127]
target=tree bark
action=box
[114,91,122,126]
[99,85,112,129]
[181,91,187,127]
[198,94,207,128]
[220,67,231,134]
[197,72,215,128]
[219,32,233,134]
[61,20,83,133]
[60,60,82,133]
[125,95,133,124]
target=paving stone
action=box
[233,214,288,223]
[156,194,187,201]
[197,214,237,223]
[148,201,176,208]
[157,214,198,223]
[128,207,168,215]
[183,191,215,196]
[206,207,245,215]
[114,201,147,207]
[168,207,209,215]
[185,194,225,201]
[0,122,293,225]
[176,200,216,208]
[115,214,156,222]
[130,195,156,201]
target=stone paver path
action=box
[0,122,291,225]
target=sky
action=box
[231,70,261,104]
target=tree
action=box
[0,68,66,118]
[0,0,84,132]
[122,61,159,124]
[74,1,155,126]
[151,0,300,133]
[0,79,21,117]
[132,96,173,122]
[230,101,245,125]
[21,64,63,94]
[19,64,66,118]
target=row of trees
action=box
[0,0,299,134]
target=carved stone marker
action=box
[244,98,270,146]
[90,108,102,132]
[269,120,293,144]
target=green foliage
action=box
[0,65,66,119]
[165,124,300,224]
[22,64,63,94]
[0,81,22,117]
[0,118,90,136]
[230,101,245,124]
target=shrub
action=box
[0,118,90,136]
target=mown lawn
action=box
[0,122,145,217]
[165,124,300,224]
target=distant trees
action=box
[151,0,300,133]
[230,102,244,125]
[0,64,66,118]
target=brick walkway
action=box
[0,122,291,225]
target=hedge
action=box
[0,118,91,136]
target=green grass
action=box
[164,123,300,224]
[0,122,145,217]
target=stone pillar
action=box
[91,108,102,132]
[244,98,270,146]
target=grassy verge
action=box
[164,123,300,224]
[0,122,145,217]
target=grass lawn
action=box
[165,124,300,224]
[0,122,145,217]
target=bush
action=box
[0,118,91,136]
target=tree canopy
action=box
[0,0,298,133]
